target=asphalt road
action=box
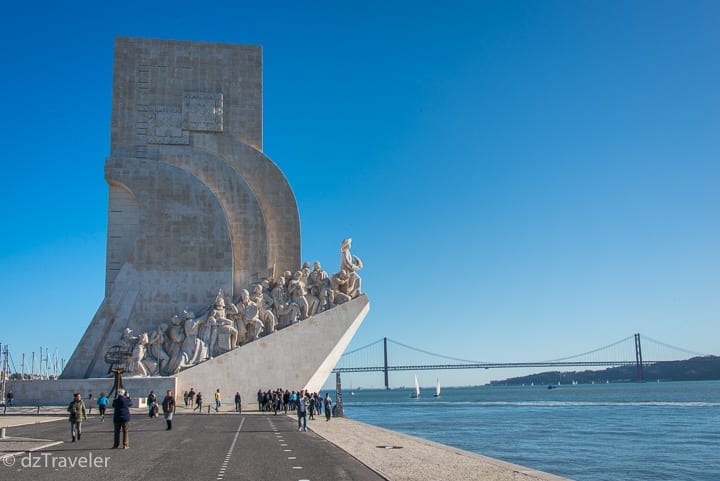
[0,412,387,481]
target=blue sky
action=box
[1,1,718,388]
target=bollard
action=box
[0,427,6,439]
[207,405,210,414]
[335,372,344,418]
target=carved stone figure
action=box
[288,270,310,320]
[164,315,188,374]
[181,309,206,366]
[271,276,300,328]
[205,290,239,357]
[308,261,334,313]
[213,315,239,355]
[127,332,149,376]
[300,261,311,283]
[340,238,363,298]
[252,283,276,335]
[118,328,138,353]
[330,270,353,305]
[238,288,264,342]
[147,323,169,375]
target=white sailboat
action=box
[433,377,441,397]
[410,374,420,398]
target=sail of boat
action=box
[434,377,441,397]
[411,374,420,398]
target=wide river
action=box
[341,380,720,481]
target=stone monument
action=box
[22,37,370,405]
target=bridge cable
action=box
[341,338,385,357]
[386,338,490,364]
[539,335,635,362]
[639,334,707,357]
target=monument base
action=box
[8,295,369,408]
[6,377,176,407]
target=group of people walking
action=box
[295,389,334,431]
[256,388,333,419]
[66,388,176,448]
[66,389,132,448]
[65,385,334,446]
[255,388,334,431]
[178,387,241,413]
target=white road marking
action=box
[215,417,245,481]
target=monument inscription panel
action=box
[183,92,224,132]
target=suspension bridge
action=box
[333,333,711,389]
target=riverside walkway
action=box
[1,407,571,481]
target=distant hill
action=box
[488,355,720,386]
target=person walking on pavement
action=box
[307,392,315,420]
[324,393,333,421]
[215,388,221,412]
[234,391,242,413]
[297,390,307,431]
[112,388,132,449]
[194,392,203,413]
[97,392,109,421]
[162,390,176,430]
[67,392,87,442]
[147,390,159,418]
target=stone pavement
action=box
[1,408,573,480]
[0,412,66,457]
[0,410,385,481]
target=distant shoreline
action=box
[487,356,720,386]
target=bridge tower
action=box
[634,333,644,381]
[383,337,389,390]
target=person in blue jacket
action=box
[96,392,109,421]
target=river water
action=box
[340,380,720,481]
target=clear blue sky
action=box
[1,1,718,388]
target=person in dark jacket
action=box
[194,392,203,413]
[147,390,158,418]
[162,390,176,430]
[112,389,132,449]
[234,392,242,413]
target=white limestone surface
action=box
[5,377,176,406]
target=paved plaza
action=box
[0,406,571,481]
[1,410,384,481]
